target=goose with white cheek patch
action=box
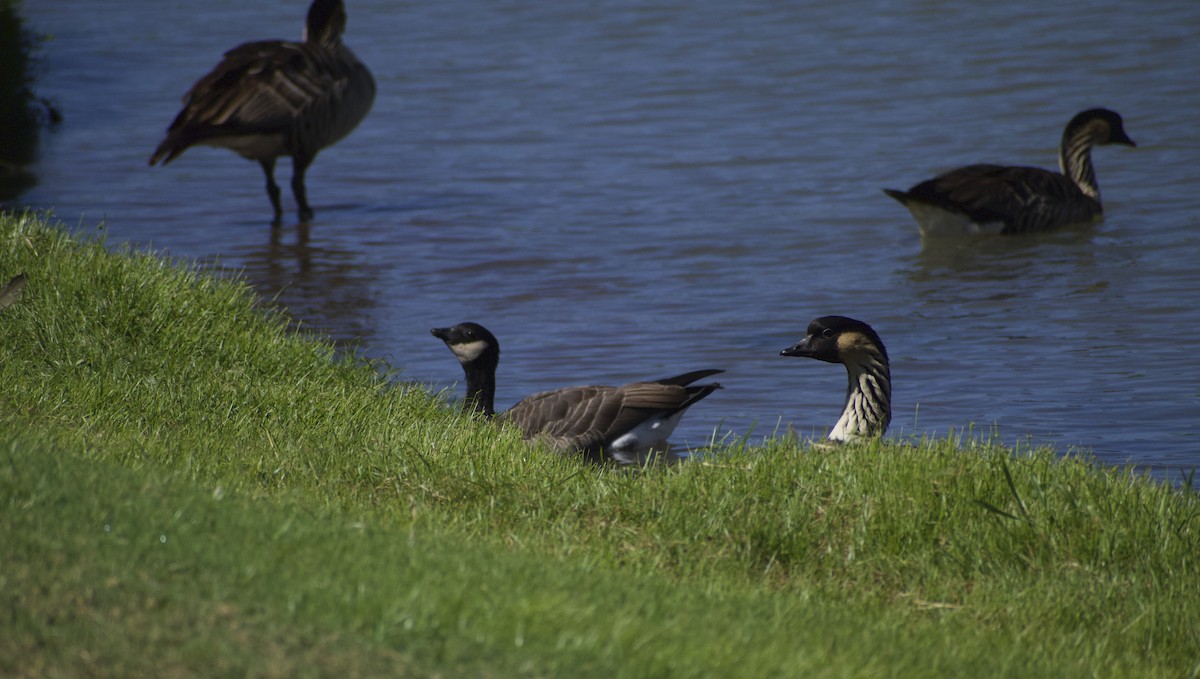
[781,316,891,442]
[432,322,723,464]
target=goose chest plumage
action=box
[884,108,1135,236]
[149,0,375,222]
[781,316,891,442]
[432,322,723,464]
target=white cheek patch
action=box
[450,340,490,363]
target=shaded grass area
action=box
[2,211,1199,676]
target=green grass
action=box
[2,210,1199,677]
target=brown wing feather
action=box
[150,39,374,164]
[502,382,702,455]
[897,164,1101,233]
[652,369,724,387]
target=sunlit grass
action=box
[2,210,1198,677]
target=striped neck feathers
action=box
[829,346,891,442]
[1058,121,1105,202]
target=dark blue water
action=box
[12,0,1200,478]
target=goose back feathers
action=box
[781,316,891,441]
[884,108,1135,236]
[149,0,375,222]
[432,322,722,463]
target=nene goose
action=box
[149,0,375,222]
[884,108,1135,236]
[432,322,723,463]
[781,316,891,441]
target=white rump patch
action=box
[908,203,1005,237]
[607,412,686,459]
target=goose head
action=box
[431,322,500,415]
[1065,108,1136,149]
[781,316,887,365]
[305,0,348,45]
[781,316,892,441]
[432,322,499,368]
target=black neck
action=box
[462,361,497,417]
[305,0,345,47]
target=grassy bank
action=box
[2,211,1198,677]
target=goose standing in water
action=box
[781,316,891,441]
[432,322,723,464]
[149,0,375,222]
[884,108,1135,236]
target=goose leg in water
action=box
[260,158,283,220]
[292,152,316,222]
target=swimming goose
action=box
[149,0,375,222]
[431,322,723,463]
[884,108,1135,236]
[781,316,891,441]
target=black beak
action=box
[780,336,814,358]
[431,327,451,341]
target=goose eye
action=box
[821,328,835,338]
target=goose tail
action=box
[653,369,724,387]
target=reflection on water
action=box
[229,222,383,348]
[912,230,1096,280]
[10,0,1200,479]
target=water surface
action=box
[14,0,1200,477]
